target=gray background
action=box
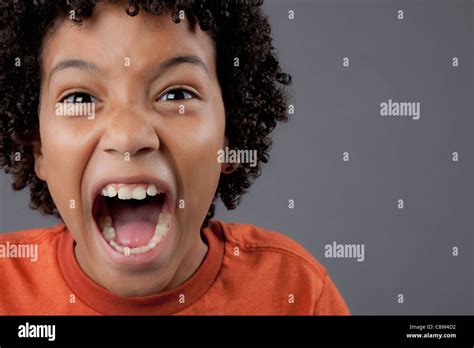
[1,0,472,314]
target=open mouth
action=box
[91,183,172,256]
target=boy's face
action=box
[35,4,226,296]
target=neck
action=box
[165,232,209,290]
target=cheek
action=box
[170,107,225,219]
[39,113,95,220]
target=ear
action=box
[220,136,238,175]
[32,140,46,181]
[221,162,238,175]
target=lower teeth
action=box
[100,212,171,256]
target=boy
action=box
[0,0,349,315]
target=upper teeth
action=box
[101,183,163,200]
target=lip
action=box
[89,174,176,214]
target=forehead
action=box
[41,4,216,78]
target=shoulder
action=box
[0,224,65,266]
[0,224,65,244]
[209,221,350,315]
[213,220,328,280]
[0,224,70,314]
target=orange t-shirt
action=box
[0,221,350,315]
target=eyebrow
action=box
[48,55,211,85]
[149,55,211,80]
[48,59,100,83]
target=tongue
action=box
[109,200,162,248]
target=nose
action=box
[100,105,159,158]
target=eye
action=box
[61,92,97,104]
[158,88,195,102]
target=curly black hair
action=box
[0,0,291,227]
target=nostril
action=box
[134,147,156,157]
[103,147,156,160]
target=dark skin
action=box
[33,3,232,296]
